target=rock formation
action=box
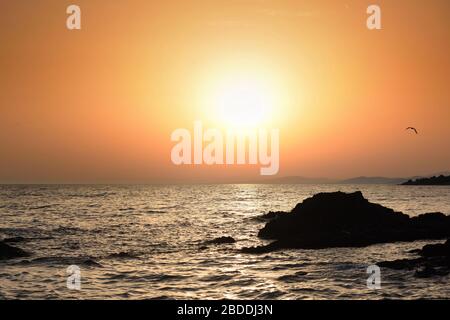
[242,191,450,253]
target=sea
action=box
[0,184,449,299]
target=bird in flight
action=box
[406,127,418,134]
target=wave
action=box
[0,227,51,240]
[199,273,238,282]
[68,192,114,198]
[29,204,57,210]
[119,207,135,211]
[105,251,140,260]
[145,210,167,214]
[51,226,86,235]
[256,290,287,299]
[277,271,309,283]
[108,272,188,282]
[271,262,310,271]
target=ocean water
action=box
[0,184,449,300]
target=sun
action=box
[212,75,275,127]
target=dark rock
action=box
[204,236,236,245]
[254,211,286,221]
[242,191,450,253]
[420,241,450,258]
[410,212,450,238]
[378,258,424,270]
[414,266,449,278]
[107,251,139,259]
[380,239,450,277]
[401,175,450,186]
[241,242,282,254]
[83,258,103,267]
[0,241,30,260]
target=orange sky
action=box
[1,0,449,183]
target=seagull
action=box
[406,127,418,134]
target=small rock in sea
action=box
[107,251,139,259]
[380,239,450,277]
[254,211,286,221]
[0,241,31,260]
[420,240,450,257]
[204,236,236,245]
[378,258,424,270]
[83,258,103,267]
[415,266,449,278]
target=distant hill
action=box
[243,172,450,185]
[401,175,450,186]
[255,176,336,184]
[252,176,409,185]
[338,176,408,185]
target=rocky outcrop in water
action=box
[106,251,139,259]
[402,175,450,185]
[204,236,236,245]
[379,239,450,277]
[242,191,450,253]
[0,241,30,260]
[254,211,286,222]
[199,236,237,251]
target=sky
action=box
[0,0,449,183]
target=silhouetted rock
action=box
[82,258,103,267]
[414,266,449,278]
[380,239,450,277]
[254,211,286,221]
[242,191,450,253]
[378,258,424,270]
[242,242,281,254]
[407,248,422,254]
[0,241,30,260]
[106,251,139,259]
[204,236,236,245]
[420,239,450,257]
[402,175,450,185]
